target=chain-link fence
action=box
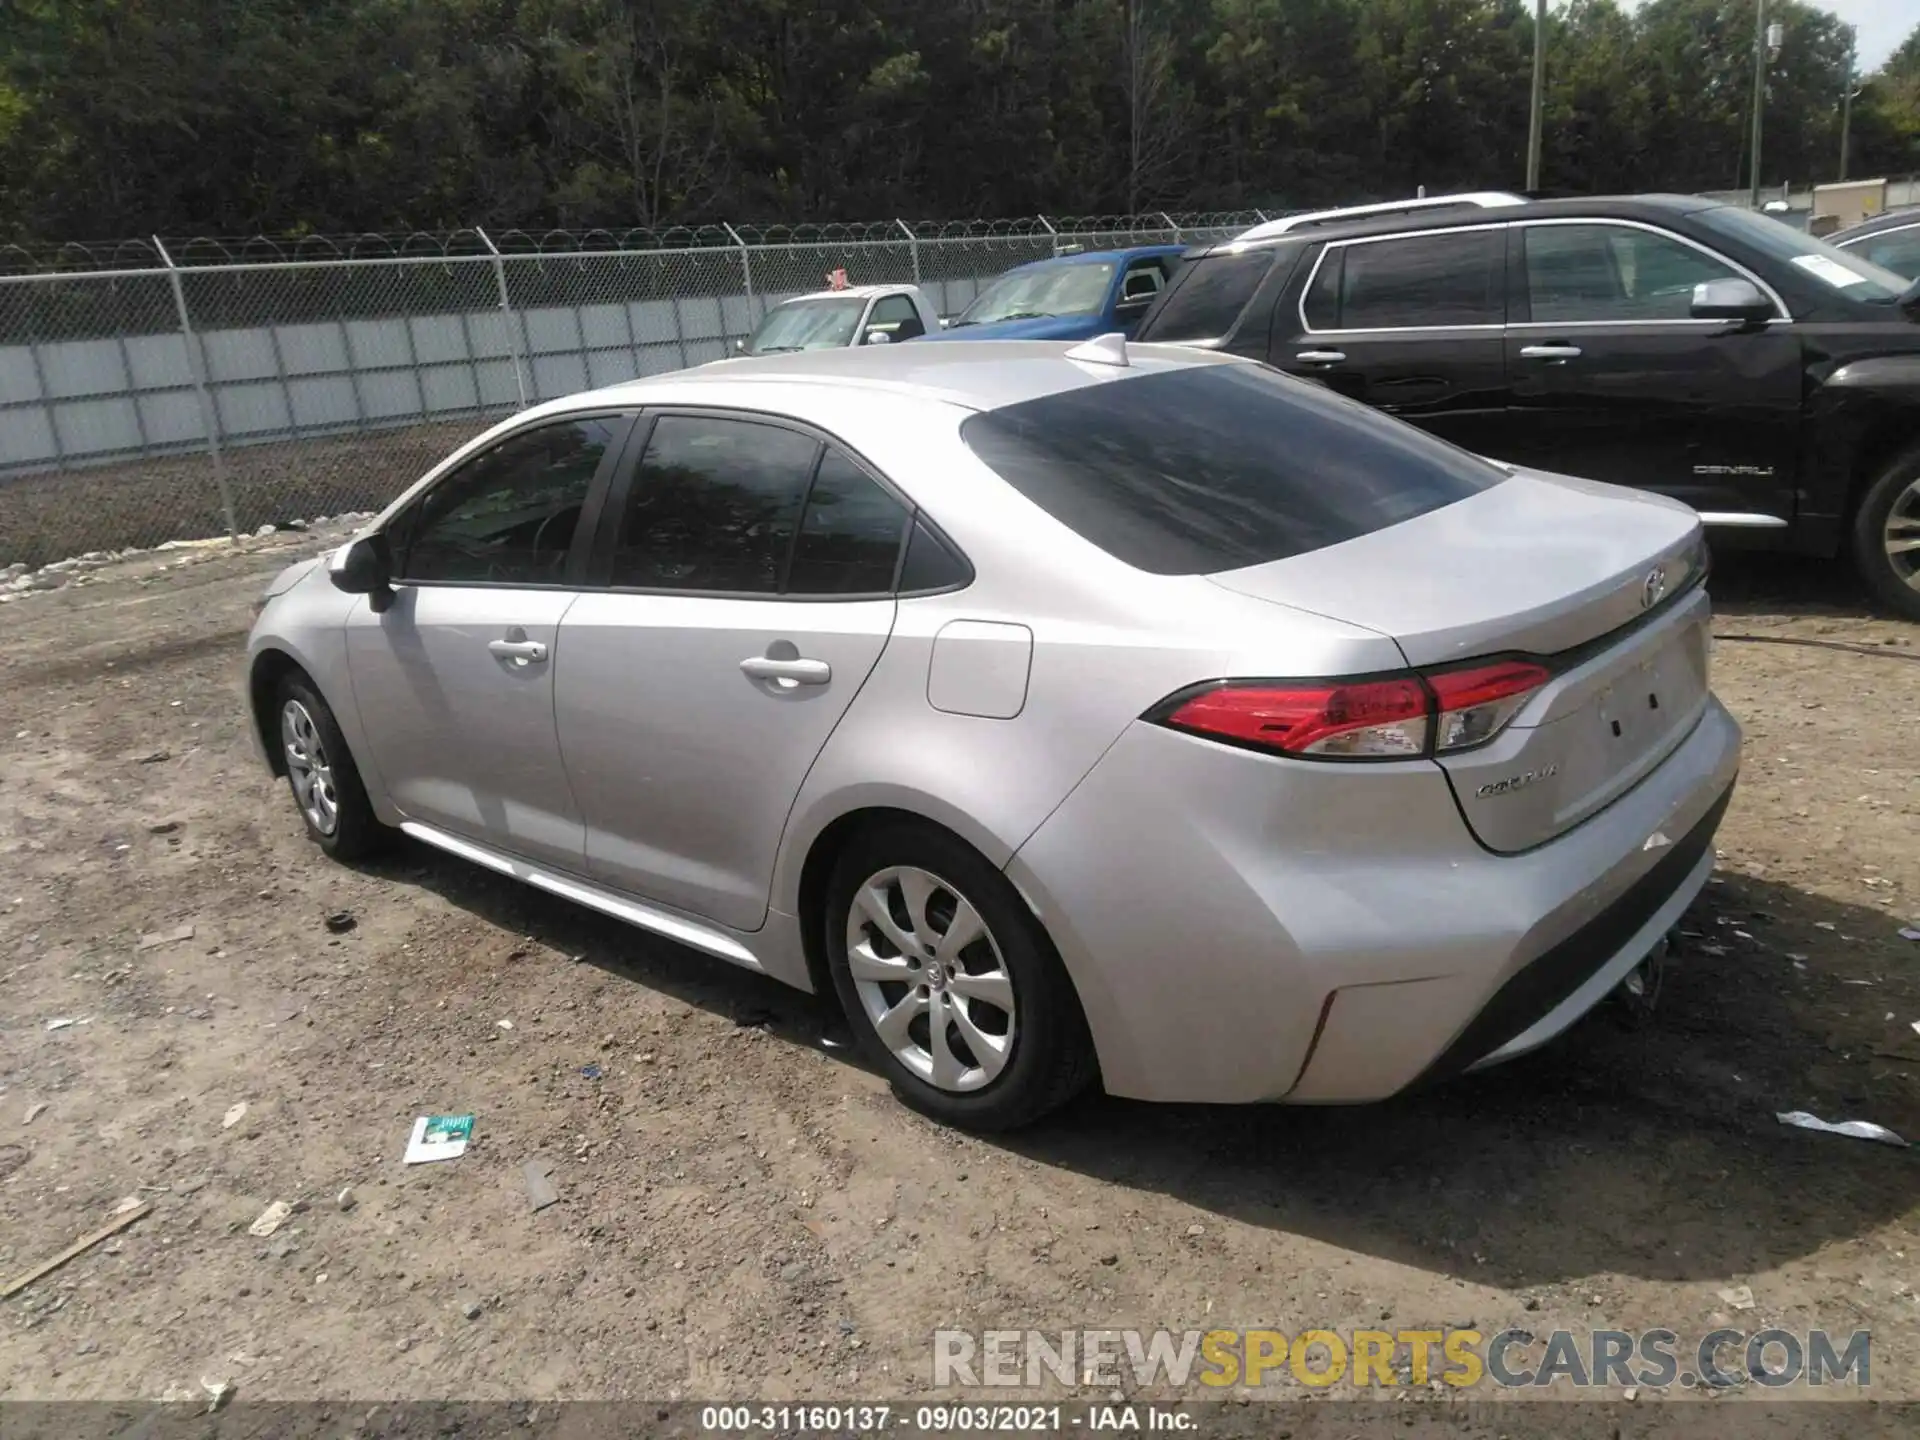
[0,211,1270,569]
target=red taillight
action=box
[1159,678,1430,758]
[1427,660,1550,753]
[1153,658,1550,761]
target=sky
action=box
[1822,0,1918,72]
[1620,0,1916,73]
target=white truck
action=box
[735,283,941,355]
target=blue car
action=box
[925,245,1186,342]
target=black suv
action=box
[1135,193,1920,619]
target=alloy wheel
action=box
[845,865,1017,1093]
[281,699,339,836]
[1886,475,1920,594]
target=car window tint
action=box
[1139,250,1275,341]
[1525,225,1738,322]
[612,416,819,593]
[1857,229,1920,281]
[399,418,615,584]
[867,294,926,341]
[961,364,1503,576]
[1303,247,1343,329]
[786,449,910,594]
[1337,231,1503,328]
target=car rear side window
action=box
[397,417,618,585]
[1139,250,1276,341]
[785,449,910,594]
[612,416,819,593]
[1317,230,1504,329]
[960,364,1504,576]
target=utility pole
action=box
[1526,0,1546,192]
[1839,28,1856,182]
[1748,0,1767,209]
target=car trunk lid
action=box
[1208,470,1712,851]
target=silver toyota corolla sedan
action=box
[246,338,1740,1130]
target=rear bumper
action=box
[1005,694,1741,1105]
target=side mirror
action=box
[863,330,892,345]
[329,534,395,612]
[733,337,747,353]
[1690,278,1773,326]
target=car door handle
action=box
[487,638,548,662]
[1295,350,1347,365]
[1519,343,1583,361]
[740,655,831,685]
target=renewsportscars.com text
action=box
[933,1327,1871,1390]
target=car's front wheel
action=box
[825,821,1095,1131]
[275,674,391,860]
[1853,447,1920,622]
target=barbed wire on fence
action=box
[6,177,1895,572]
[2,209,1271,568]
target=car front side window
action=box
[1524,224,1745,323]
[866,295,927,342]
[394,417,620,585]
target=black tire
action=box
[273,673,392,861]
[824,820,1096,1132]
[1851,446,1920,623]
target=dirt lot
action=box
[0,531,1917,1415]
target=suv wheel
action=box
[824,821,1095,1131]
[275,674,392,860]
[1853,448,1920,622]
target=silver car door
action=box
[344,413,631,871]
[555,414,906,930]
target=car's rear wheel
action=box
[275,674,391,861]
[1852,448,1920,622]
[824,821,1095,1131]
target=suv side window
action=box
[1523,223,1742,322]
[1138,250,1276,342]
[396,417,619,585]
[1853,227,1920,280]
[866,294,926,342]
[1316,230,1504,330]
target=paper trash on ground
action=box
[1776,1111,1908,1148]
[403,1114,474,1165]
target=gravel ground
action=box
[0,531,1916,1415]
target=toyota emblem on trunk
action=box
[1641,566,1668,610]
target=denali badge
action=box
[1641,565,1669,611]
[1477,765,1558,798]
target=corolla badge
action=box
[1641,565,1669,611]
[1477,764,1558,798]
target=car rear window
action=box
[1137,249,1277,341]
[960,364,1504,575]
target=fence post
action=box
[153,237,237,542]
[476,227,529,408]
[723,223,756,325]
[1037,215,1058,257]
[896,219,920,284]
[1159,211,1181,242]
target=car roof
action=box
[1235,192,1526,240]
[1009,245,1186,270]
[539,339,1247,419]
[1187,193,1724,255]
[771,284,917,304]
